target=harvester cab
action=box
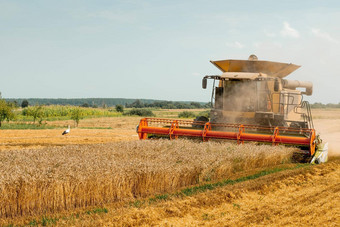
[137,55,328,164]
[203,55,314,129]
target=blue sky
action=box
[1,0,340,103]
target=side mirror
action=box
[274,79,279,92]
[202,77,207,89]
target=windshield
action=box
[214,80,269,112]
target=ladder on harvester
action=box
[294,101,314,130]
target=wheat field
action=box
[0,139,294,218]
[1,108,339,225]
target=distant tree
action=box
[190,102,202,108]
[124,108,154,117]
[0,99,15,127]
[71,108,83,127]
[102,101,107,109]
[7,101,18,109]
[81,103,89,108]
[178,111,196,118]
[176,103,190,109]
[130,99,144,108]
[164,103,176,109]
[27,105,44,124]
[21,99,29,108]
[12,101,19,108]
[115,104,124,113]
[197,110,210,118]
[203,102,212,108]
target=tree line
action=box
[125,100,211,109]
[310,102,340,108]
[8,98,340,109]
[5,98,209,108]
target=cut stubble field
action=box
[0,117,140,150]
[0,108,339,226]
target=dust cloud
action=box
[214,80,268,124]
[314,119,340,157]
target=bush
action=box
[21,100,29,108]
[178,111,196,118]
[198,110,210,118]
[124,108,155,117]
[28,105,44,124]
[81,103,90,107]
[115,104,124,113]
[0,99,15,127]
[71,108,84,127]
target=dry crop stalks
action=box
[0,140,295,218]
[85,159,339,227]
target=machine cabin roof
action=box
[210,59,300,78]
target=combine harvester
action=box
[137,55,328,164]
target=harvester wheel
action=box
[292,150,312,163]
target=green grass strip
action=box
[0,124,61,130]
[132,163,309,207]
[180,164,308,196]
[18,207,109,227]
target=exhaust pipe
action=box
[282,79,313,96]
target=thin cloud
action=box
[280,22,300,38]
[264,30,276,37]
[226,41,245,49]
[311,28,339,44]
